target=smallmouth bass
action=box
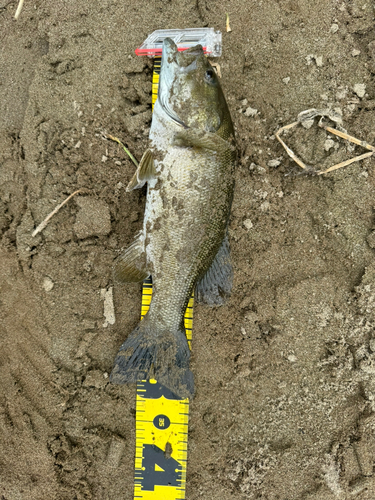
[110,38,236,398]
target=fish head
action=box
[158,38,231,135]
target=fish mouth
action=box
[164,38,204,67]
[158,39,205,129]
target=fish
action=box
[110,38,236,399]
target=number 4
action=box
[141,444,182,491]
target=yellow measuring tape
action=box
[133,57,193,500]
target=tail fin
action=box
[110,317,194,399]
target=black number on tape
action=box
[141,444,182,491]
[153,414,171,429]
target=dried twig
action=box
[226,13,232,33]
[14,0,24,20]
[103,133,139,167]
[318,119,375,151]
[276,108,375,175]
[275,121,307,170]
[317,117,375,174]
[317,151,373,175]
[32,189,89,237]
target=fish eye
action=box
[204,69,215,83]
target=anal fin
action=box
[196,234,233,306]
[113,233,150,283]
[127,149,156,191]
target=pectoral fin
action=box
[126,150,156,191]
[173,129,235,154]
[113,233,150,282]
[196,234,233,306]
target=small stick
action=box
[226,13,232,33]
[276,110,375,175]
[103,133,139,167]
[318,121,375,151]
[32,189,89,237]
[14,0,24,20]
[276,121,308,170]
[317,151,374,175]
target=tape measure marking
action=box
[134,56,192,499]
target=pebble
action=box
[268,159,281,167]
[282,77,290,84]
[43,277,54,292]
[101,287,115,328]
[243,219,253,230]
[287,354,297,363]
[353,83,366,98]
[244,107,258,117]
[324,139,335,151]
[301,118,314,129]
[306,54,323,67]
[330,23,339,33]
[351,49,361,57]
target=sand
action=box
[1,1,375,498]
